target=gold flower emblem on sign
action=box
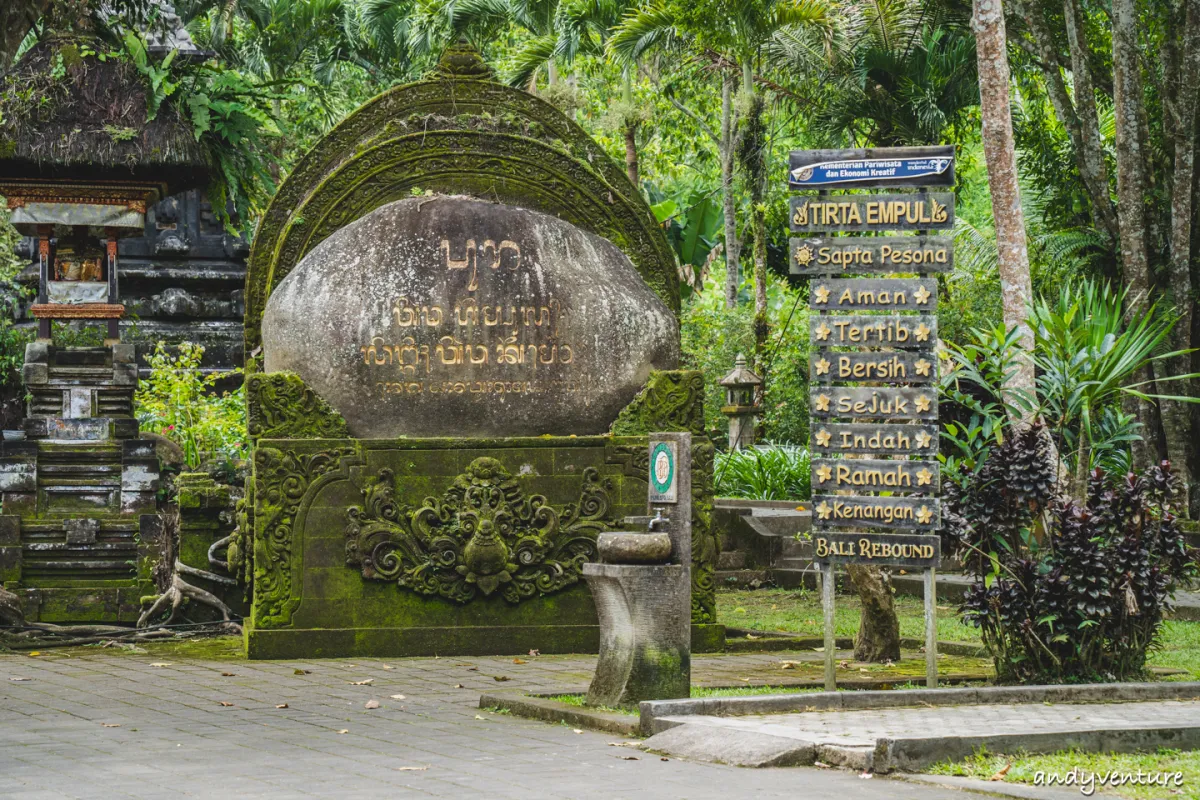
[915,430,933,449]
[795,244,815,267]
[815,465,833,483]
[815,323,832,341]
[813,284,830,304]
[815,358,831,375]
[815,429,832,447]
[914,359,932,377]
[814,394,831,411]
[916,468,933,486]
[915,395,932,413]
[913,285,932,305]
[915,323,932,342]
[916,505,934,525]
[816,501,832,520]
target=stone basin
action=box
[597,531,673,564]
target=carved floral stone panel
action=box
[344,457,617,604]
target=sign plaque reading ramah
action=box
[791,144,951,691]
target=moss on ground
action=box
[10,636,246,661]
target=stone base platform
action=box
[639,683,1200,773]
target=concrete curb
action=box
[479,691,639,736]
[639,681,1200,735]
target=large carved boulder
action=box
[262,195,680,438]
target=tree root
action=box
[137,561,235,628]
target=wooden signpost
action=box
[790,145,950,691]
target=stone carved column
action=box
[584,432,692,706]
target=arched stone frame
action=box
[244,44,679,362]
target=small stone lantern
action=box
[720,353,762,450]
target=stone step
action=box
[38,464,122,478]
[780,537,811,558]
[716,550,747,570]
[51,347,110,367]
[48,365,115,380]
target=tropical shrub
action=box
[135,342,246,470]
[714,444,810,501]
[954,452,1195,683]
[680,262,810,444]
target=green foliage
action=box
[956,460,1197,683]
[679,262,809,443]
[135,342,247,469]
[714,443,810,500]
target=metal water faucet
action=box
[648,510,670,531]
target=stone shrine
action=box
[239,43,721,658]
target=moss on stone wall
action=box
[610,370,706,437]
[246,372,349,440]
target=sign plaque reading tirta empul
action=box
[790,144,952,689]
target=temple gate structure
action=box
[236,43,722,658]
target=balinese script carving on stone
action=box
[344,457,618,604]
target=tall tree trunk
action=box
[0,0,50,72]
[973,0,1035,411]
[1159,0,1200,512]
[738,62,769,378]
[721,72,741,310]
[846,565,902,662]
[622,70,640,188]
[1111,0,1158,470]
[1012,0,1118,246]
[1062,0,1120,246]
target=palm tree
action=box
[610,0,830,324]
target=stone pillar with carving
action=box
[584,432,692,706]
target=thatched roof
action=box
[0,38,210,194]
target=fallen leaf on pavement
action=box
[390,694,406,700]
[365,700,380,709]
[28,652,40,657]
[512,658,527,664]
[746,634,760,640]
[608,742,637,748]
[101,723,120,728]
[149,662,173,667]
[381,665,394,670]
[395,766,428,771]
[294,669,311,675]
[780,662,795,670]
[572,729,583,734]
[466,667,479,671]
[9,677,30,681]
[493,675,510,682]
[221,672,235,677]
[337,729,349,734]
[218,702,234,707]
[475,715,487,720]
[858,772,873,779]
[454,684,464,689]
[350,679,374,685]
[660,758,669,762]
[619,756,639,761]
[275,704,288,709]
[989,763,1012,782]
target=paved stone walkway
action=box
[1,647,980,800]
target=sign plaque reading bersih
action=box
[791,144,952,691]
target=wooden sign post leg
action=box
[822,561,837,691]
[924,566,938,688]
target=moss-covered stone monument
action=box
[240,43,721,659]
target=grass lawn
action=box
[716,587,1200,679]
[927,748,1198,799]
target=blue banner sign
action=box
[788,146,955,189]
